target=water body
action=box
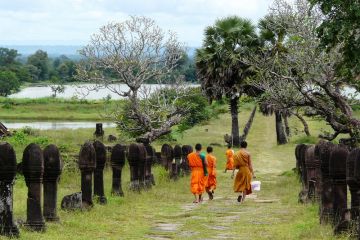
[9,84,199,100]
[2,120,116,130]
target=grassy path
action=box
[1,108,350,239]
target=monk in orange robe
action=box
[205,146,217,200]
[188,143,207,203]
[224,145,234,172]
[232,141,254,203]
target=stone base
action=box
[61,192,82,211]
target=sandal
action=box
[237,195,242,203]
[193,200,199,204]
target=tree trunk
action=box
[293,112,311,136]
[239,106,257,142]
[284,115,291,137]
[275,111,287,145]
[230,97,240,147]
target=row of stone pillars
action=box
[160,144,192,180]
[0,142,62,237]
[295,141,360,236]
[71,141,127,209]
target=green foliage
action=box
[196,16,259,100]
[176,88,212,133]
[0,70,20,96]
[6,128,49,148]
[0,47,19,66]
[27,50,50,81]
[309,0,360,81]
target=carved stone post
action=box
[78,141,96,208]
[317,141,334,224]
[94,123,104,139]
[329,144,349,233]
[138,144,147,189]
[181,145,193,176]
[144,144,155,188]
[297,144,309,203]
[43,144,62,221]
[23,143,45,231]
[93,140,107,204]
[111,144,126,196]
[161,144,173,171]
[172,145,182,179]
[128,143,140,192]
[0,142,19,237]
[305,145,321,201]
[347,148,360,221]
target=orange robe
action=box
[206,154,217,191]
[188,152,205,194]
[225,149,234,170]
[233,149,252,195]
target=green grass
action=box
[0,104,356,239]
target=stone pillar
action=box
[78,141,96,209]
[0,142,19,237]
[94,123,104,139]
[137,144,147,189]
[128,143,140,192]
[22,143,45,231]
[329,144,349,233]
[173,145,182,179]
[181,145,193,176]
[161,144,173,171]
[93,140,107,204]
[144,144,155,188]
[111,144,126,196]
[347,148,360,221]
[43,144,62,222]
[297,144,309,203]
[305,145,321,201]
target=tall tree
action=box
[196,16,259,147]
[309,0,360,86]
[0,70,20,96]
[0,48,19,66]
[252,0,360,145]
[76,16,187,143]
[27,50,49,81]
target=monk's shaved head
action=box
[195,143,202,151]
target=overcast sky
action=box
[0,0,274,47]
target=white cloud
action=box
[0,0,274,46]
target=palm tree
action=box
[257,15,290,145]
[196,16,259,147]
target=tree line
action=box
[0,47,196,97]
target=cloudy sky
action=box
[0,0,274,47]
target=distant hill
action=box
[1,45,198,60]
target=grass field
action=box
[0,102,355,239]
[0,97,122,120]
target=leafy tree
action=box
[49,76,65,97]
[0,70,20,96]
[252,0,360,145]
[77,16,187,143]
[0,48,19,66]
[309,0,360,84]
[196,16,259,147]
[27,50,49,81]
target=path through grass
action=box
[1,107,351,239]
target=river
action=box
[2,120,116,130]
[9,83,199,100]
